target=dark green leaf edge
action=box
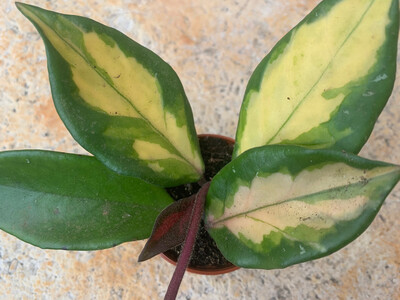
[206,145,400,269]
[233,0,399,158]
[16,2,203,187]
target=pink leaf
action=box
[138,194,196,262]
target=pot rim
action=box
[161,133,239,275]
[160,252,239,275]
[197,133,235,143]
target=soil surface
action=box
[165,135,234,268]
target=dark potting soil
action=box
[165,135,234,268]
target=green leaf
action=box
[16,2,204,187]
[234,0,399,158]
[0,150,173,250]
[205,145,400,269]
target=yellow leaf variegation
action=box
[8,0,400,280]
[234,0,399,157]
[205,146,400,269]
[17,3,204,187]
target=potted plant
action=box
[1,0,399,299]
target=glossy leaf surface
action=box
[234,0,399,157]
[205,146,400,269]
[17,3,204,187]
[138,194,195,262]
[0,150,173,250]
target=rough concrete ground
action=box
[0,0,399,299]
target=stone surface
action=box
[0,0,399,299]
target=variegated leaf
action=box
[205,145,400,269]
[17,3,204,187]
[234,0,399,157]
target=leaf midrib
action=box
[41,15,199,173]
[265,0,377,144]
[212,168,396,226]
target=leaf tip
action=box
[15,2,40,21]
[137,250,150,263]
[15,2,30,13]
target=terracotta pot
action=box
[161,252,239,275]
[161,134,239,275]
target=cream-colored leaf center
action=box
[19,7,203,174]
[237,0,391,155]
[212,163,397,244]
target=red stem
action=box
[164,182,211,300]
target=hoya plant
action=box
[1,0,399,299]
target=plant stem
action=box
[164,182,211,300]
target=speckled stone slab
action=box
[1,0,399,299]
